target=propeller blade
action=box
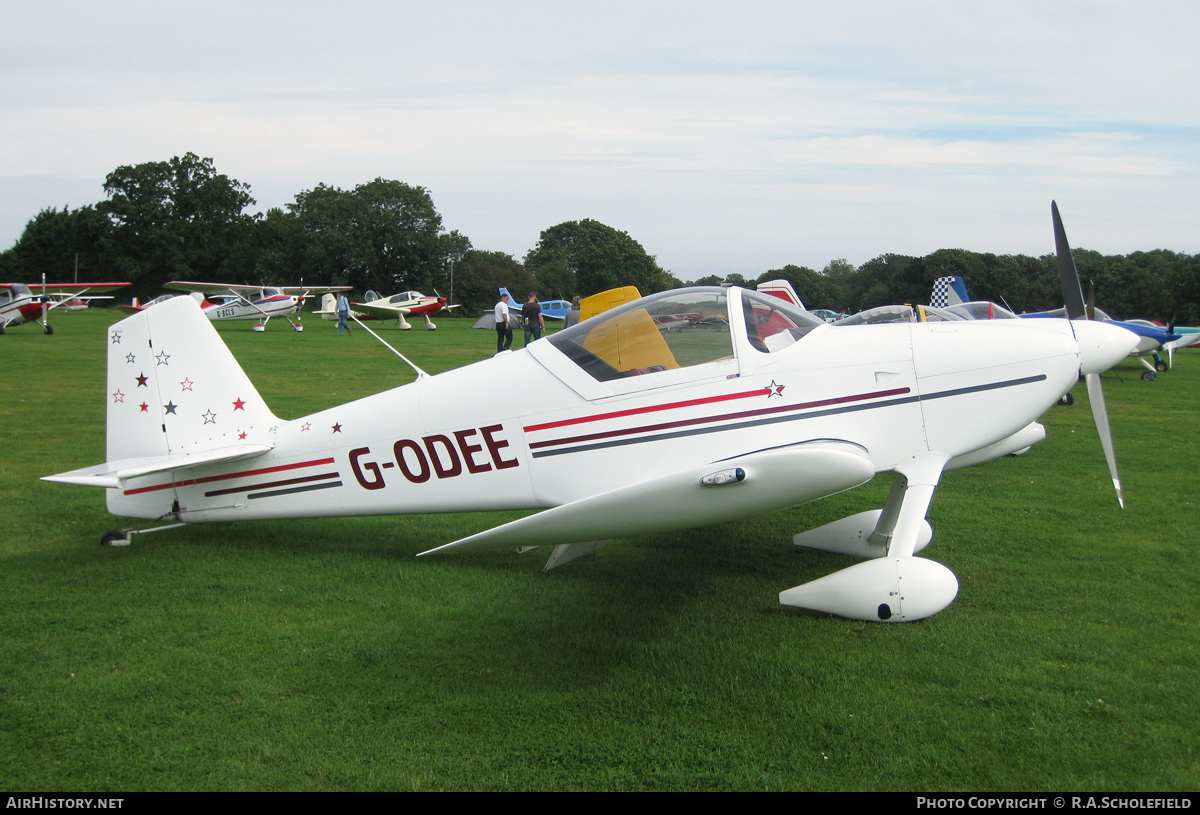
[1052,201,1087,320]
[1085,372,1124,508]
[1086,280,1095,321]
[1056,202,1125,508]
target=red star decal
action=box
[332,423,342,433]
[238,431,248,440]
[112,390,124,403]
[139,402,149,412]
[301,422,311,432]
[233,397,245,411]
[136,373,148,387]
[180,378,193,391]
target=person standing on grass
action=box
[522,292,544,345]
[336,292,352,336]
[494,293,512,353]
[563,295,581,329]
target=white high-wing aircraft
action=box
[163,281,352,332]
[44,205,1137,622]
[0,279,130,335]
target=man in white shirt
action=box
[494,293,512,353]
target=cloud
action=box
[2,2,1197,274]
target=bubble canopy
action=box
[547,287,825,383]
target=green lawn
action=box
[1,308,1197,791]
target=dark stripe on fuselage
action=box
[529,375,1046,459]
[247,481,343,500]
[204,471,341,498]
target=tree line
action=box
[2,153,1197,323]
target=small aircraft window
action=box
[549,288,732,381]
[740,290,826,353]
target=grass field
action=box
[1,308,1197,791]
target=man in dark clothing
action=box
[522,292,545,346]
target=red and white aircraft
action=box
[317,290,455,330]
[164,281,351,332]
[46,205,1136,622]
[0,279,130,335]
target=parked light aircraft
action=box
[164,281,351,332]
[0,279,130,335]
[119,294,190,313]
[500,287,572,321]
[317,290,455,330]
[44,204,1138,622]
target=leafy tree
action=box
[98,153,257,297]
[525,218,678,297]
[0,205,114,283]
[287,179,460,296]
[450,250,534,316]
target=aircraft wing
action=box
[32,282,131,294]
[43,444,274,489]
[419,440,875,556]
[163,281,262,295]
[352,301,411,319]
[279,286,352,295]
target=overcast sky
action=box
[2,1,1196,279]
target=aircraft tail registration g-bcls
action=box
[45,205,1137,622]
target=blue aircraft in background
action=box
[930,275,1191,381]
[499,287,572,321]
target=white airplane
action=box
[164,281,352,332]
[44,204,1137,622]
[315,290,455,330]
[0,278,130,335]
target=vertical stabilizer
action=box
[106,295,279,463]
[930,276,970,308]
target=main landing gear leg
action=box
[100,523,187,547]
[782,451,958,622]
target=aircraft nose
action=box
[1074,320,1139,375]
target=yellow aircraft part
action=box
[580,286,641,321]
[582,307,679,373]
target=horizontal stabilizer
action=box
[793,509,931,558]
[419,441,875,557]
[42,444,273,488]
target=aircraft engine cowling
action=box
[779,557,959,622]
